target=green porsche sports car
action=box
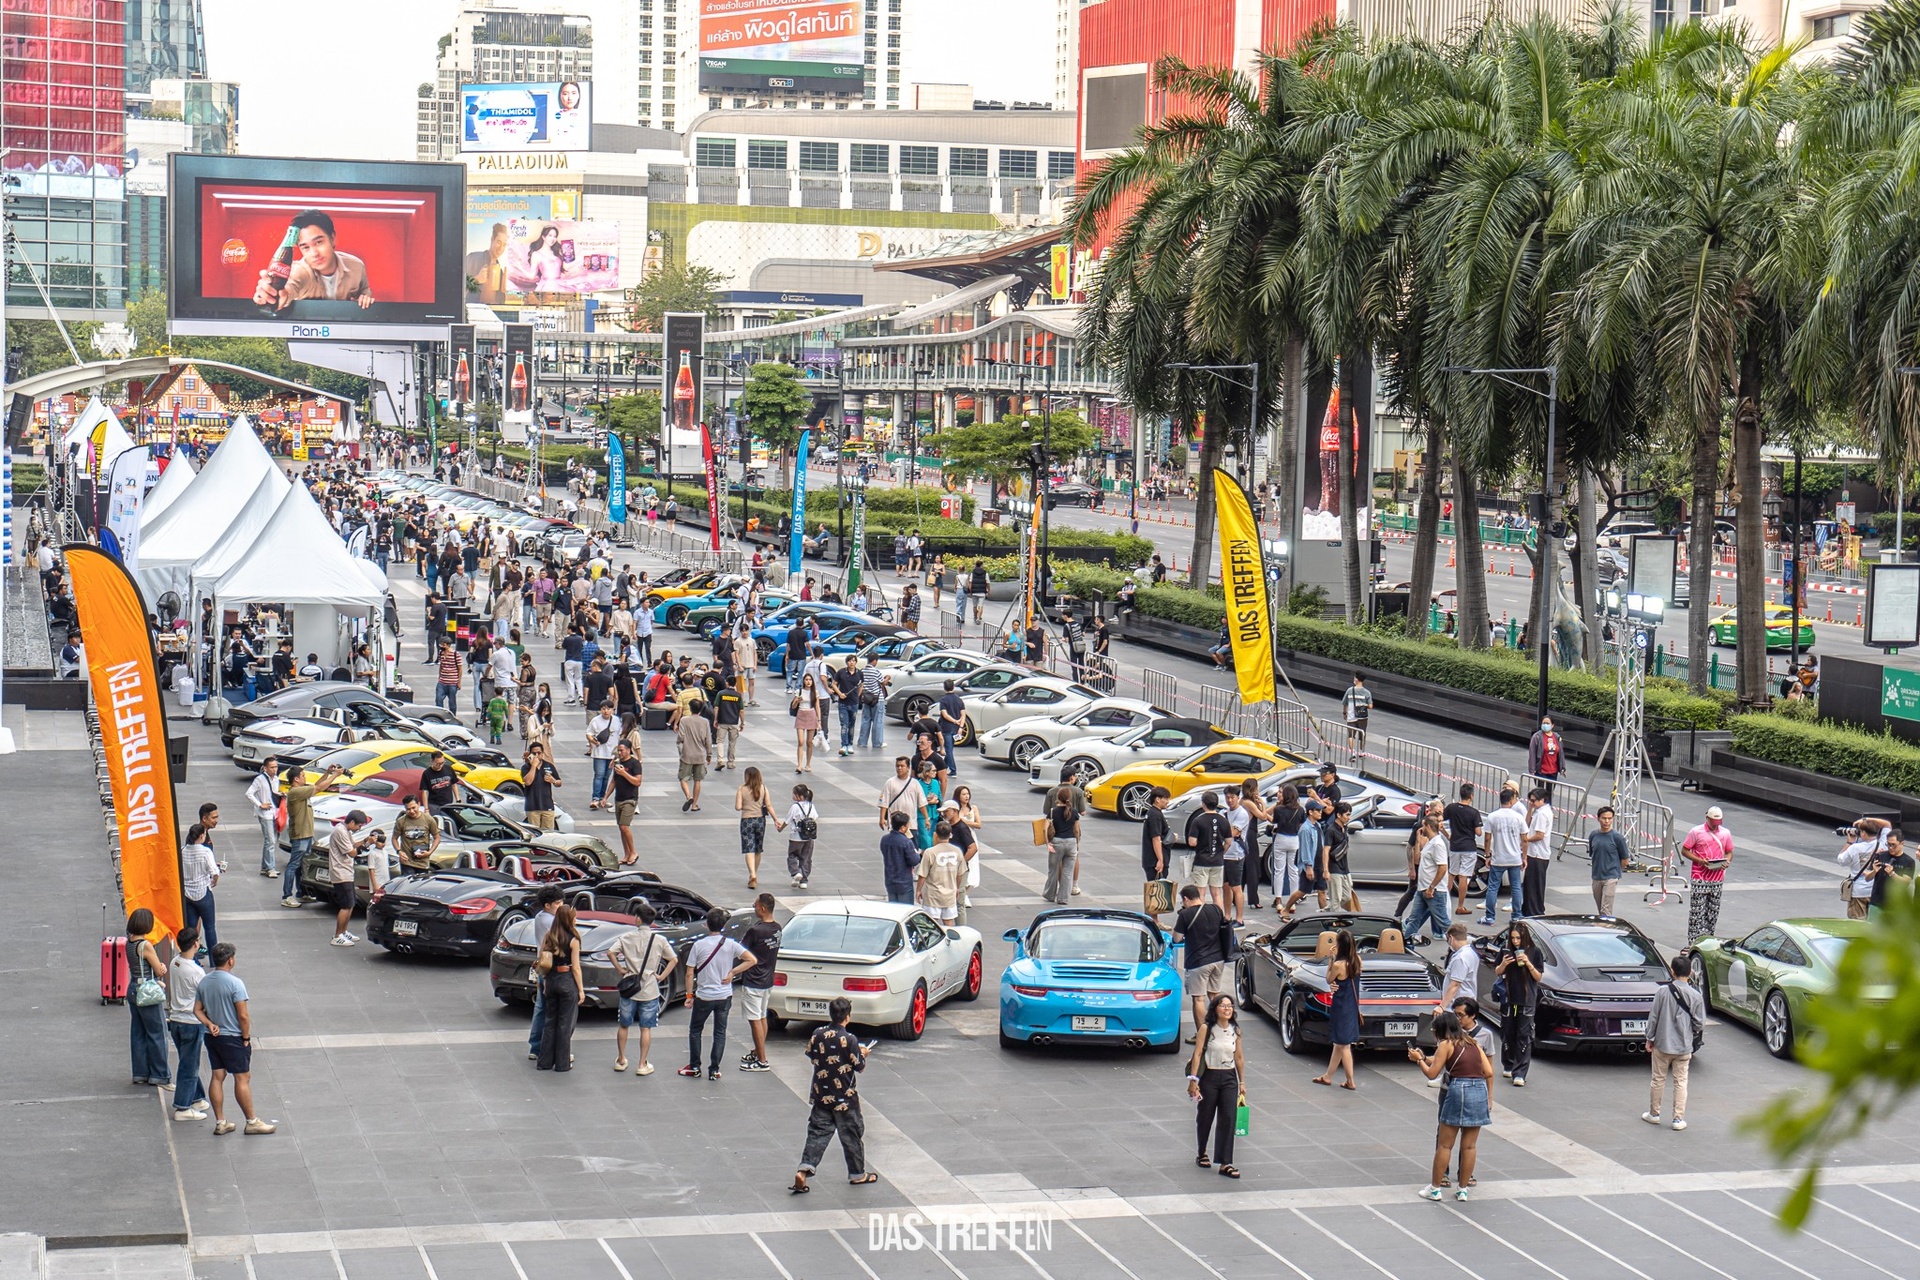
[1688,917,1870,1059]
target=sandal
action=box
[1196,1154,1212,1168]
[1218,1166,1241,1179]
[1311,1076,1333,1087]
[849,1173,879,1185]
[1341,1082,1358,1091]
[789,1176,810,1195]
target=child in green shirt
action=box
[485,691,510,744]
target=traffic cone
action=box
[1507,557,1516,576]
[1714,585,1723,607]
[1826,601,1834,624]
[1856,603,1864,627]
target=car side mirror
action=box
[1130,742,1143,751]
[946,928,962,942]
[1002,927,1020,942]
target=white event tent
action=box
[61,397,137,475]
[136,449,197,531]
[134,418,280,608]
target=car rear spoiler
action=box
[777,948,889,966]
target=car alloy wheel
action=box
[890,982,929,1041]
[1279,988,1309,1054]
[494,907,531,949]
[1763,989,1795,1059]
[1686,952,1712,1012]
[1010,736,1046,771]
[1064,757,1102,788]
[1119,784,1155,822]
[493,781,523,797]
[902,694,933,722]
[757,637,777,661]
[955,717,975,747]
[666,605,689,628]
[957,947,983,1001]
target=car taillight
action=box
[447,898,498,916]
[842,977,889,992]
[1311,991,1333,1006]
[273,735,304,745]
[1011,985,1049,998]
[1133,990,1171,1001]
[773,972,787,986]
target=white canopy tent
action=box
[134,418,279,607]
[137,449,197,531]
[188,474,297,605]
[60,396,137,475]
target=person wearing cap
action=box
[1281,794,1328,917]
[1680,806,1734,942]
[939,797,977,922]
[1310,762,1342,810]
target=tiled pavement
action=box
[9,543,1920,1279]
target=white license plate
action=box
[1385,1020,1418,1038]
[1622,1019,1647,1036]
[1071,1015,1106,1031]
[798,1000,828,1015]
[393,920,418,936]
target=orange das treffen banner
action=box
[65,546,183,934]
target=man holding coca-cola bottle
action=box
[252,210,374,312]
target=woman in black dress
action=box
[1312,928,1362,1090]
[535,904,583,1072]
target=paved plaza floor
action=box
[7,546,1918,1279]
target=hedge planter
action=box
[1681,748,1916,827]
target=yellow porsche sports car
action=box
[1086,738,1307,821]
[640,570,735,608]
[285,740,527,796]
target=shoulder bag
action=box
[131,946,166,1008]
[616,933,658,1000]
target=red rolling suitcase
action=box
[101,905,129,1005]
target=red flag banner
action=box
[65,545,183,934]
[700,423,722,552]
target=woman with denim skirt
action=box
[1409,1011,1494,1202]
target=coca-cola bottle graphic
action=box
[453,350,470,405]
[672,351,696,434]
[510,353,528,412]
[259,223,299,314]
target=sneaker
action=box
[1455,1188,1470,1202]
[1642,1111,1663,1126]
[329,934,355,946]
[677,1065,701,1077]
[613,1058,629,1072]
[1512,1077,1526,1088]
[636,1063,654,1076]
[796,880,808,889]
[1419,1186,1443,1201]
[791,875,803,887]
[528,1051,537,1061]
[244,1118,277,1135]
[172,1108,205,1122]
[1477,917,1495,926]
[740,1059,771,1072]
[260,868,276,877]
[1670,1119,1687,1131]
[739,1051,758,1064]
[344,932,359,942]
[212,1121,236,1136]
[1426,1077,1444,1089]
[708,1070,723,1081]
[1071,886,1082,896]
[281,897,303,908]
[1501,1069,1512,1079]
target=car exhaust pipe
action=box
[1124,1037,1146,1049]
[1031,1034,1053,1046]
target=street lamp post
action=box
[1444,364,1559,726]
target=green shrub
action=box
[1730,713,1920,794]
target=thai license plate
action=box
[1385,1020,1418,1037]
[798,1000,828,1015]
[1071,1015,1107,1031]
[1622,1019,1647,1036]
[393,920,418,936]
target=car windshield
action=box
[1032,921,1159,962]
[1806,935,1851,967]
[308,747,382,773]
[782,914,902,958]
[1555,930,1662,968]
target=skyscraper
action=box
[418,5,596,162]
[124,0,206,95]
[1,0,129,320]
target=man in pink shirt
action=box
[1680,806,1734,942]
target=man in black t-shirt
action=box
[1141,787,1172,922]
[582,655,615,714]
[1172,885,1229,1039]
[1442,782,1485,912]
[418,752,460,811]
[1867,832,1916,914]
[610,742,643,865]
[936,681,967,777]
[520,743,562,831]
[714,685,745,769]
[1187,791,1233,911]
[738,893,782,1071]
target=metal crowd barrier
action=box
[1141,668,1179,717]
[1378,737,1445,799]
[1198,683,1240,733]
[1449,754,1512,810]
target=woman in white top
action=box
[180,822,220,956]
[782,783,818,888]
[1186,994,1246,1178]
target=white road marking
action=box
[1510,1198,1655,1279]
[1651,1193,1826,1280]
[1361,1205,1491,1280]
[1812,1193,1920,1252]
[1439,1203,1574,1280]
[415,1244,441,1280]
[1065,1219,1148,1280]
[749,1232,797,1280]
[1377,1063,1632,1179]
[1136,1213,1229,1279]
[1214,1212,1316,1280]
[1579,1195,1740,1280]
[597,1237,636,1280]
[1722,1190,1905,1279]
[1288,1205,1397,1279]
[501,1240,533,1280]
[829,1230,888,1280]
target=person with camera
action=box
[1864,829,1915,918]
[1836,818,1888,920]
[326,810,383,948]
[1492,921,1545,1088]
[1680,806,1734,942]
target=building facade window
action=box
[799,141,839,170]
[1048,150,1076,179]
[899,145,939,175]
[748,139,789,169]
[999,149,1037,178]
[950,147,987,176]
[850,143,890,173]
[695,138,737,167]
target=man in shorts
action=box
[1187,790,1233,910]
[609,742,644,866]
[675,699,712,811]
[193,942,275,1135]
[608,901,676,1075]
[1172,885,1229,1040]
[326,810,381,947]
[736,894,782,1072]
[1325,801,1358,911]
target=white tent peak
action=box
[212,482,386,610]
[136,448,197,530]
[134,418,284,607]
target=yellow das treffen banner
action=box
[1212,469,1275,705]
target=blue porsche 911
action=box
[998,908,1184,1053]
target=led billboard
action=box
[464,190,617,302]
[169,154,466,341]
[460,81,592,153]
[699,0,865,95]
